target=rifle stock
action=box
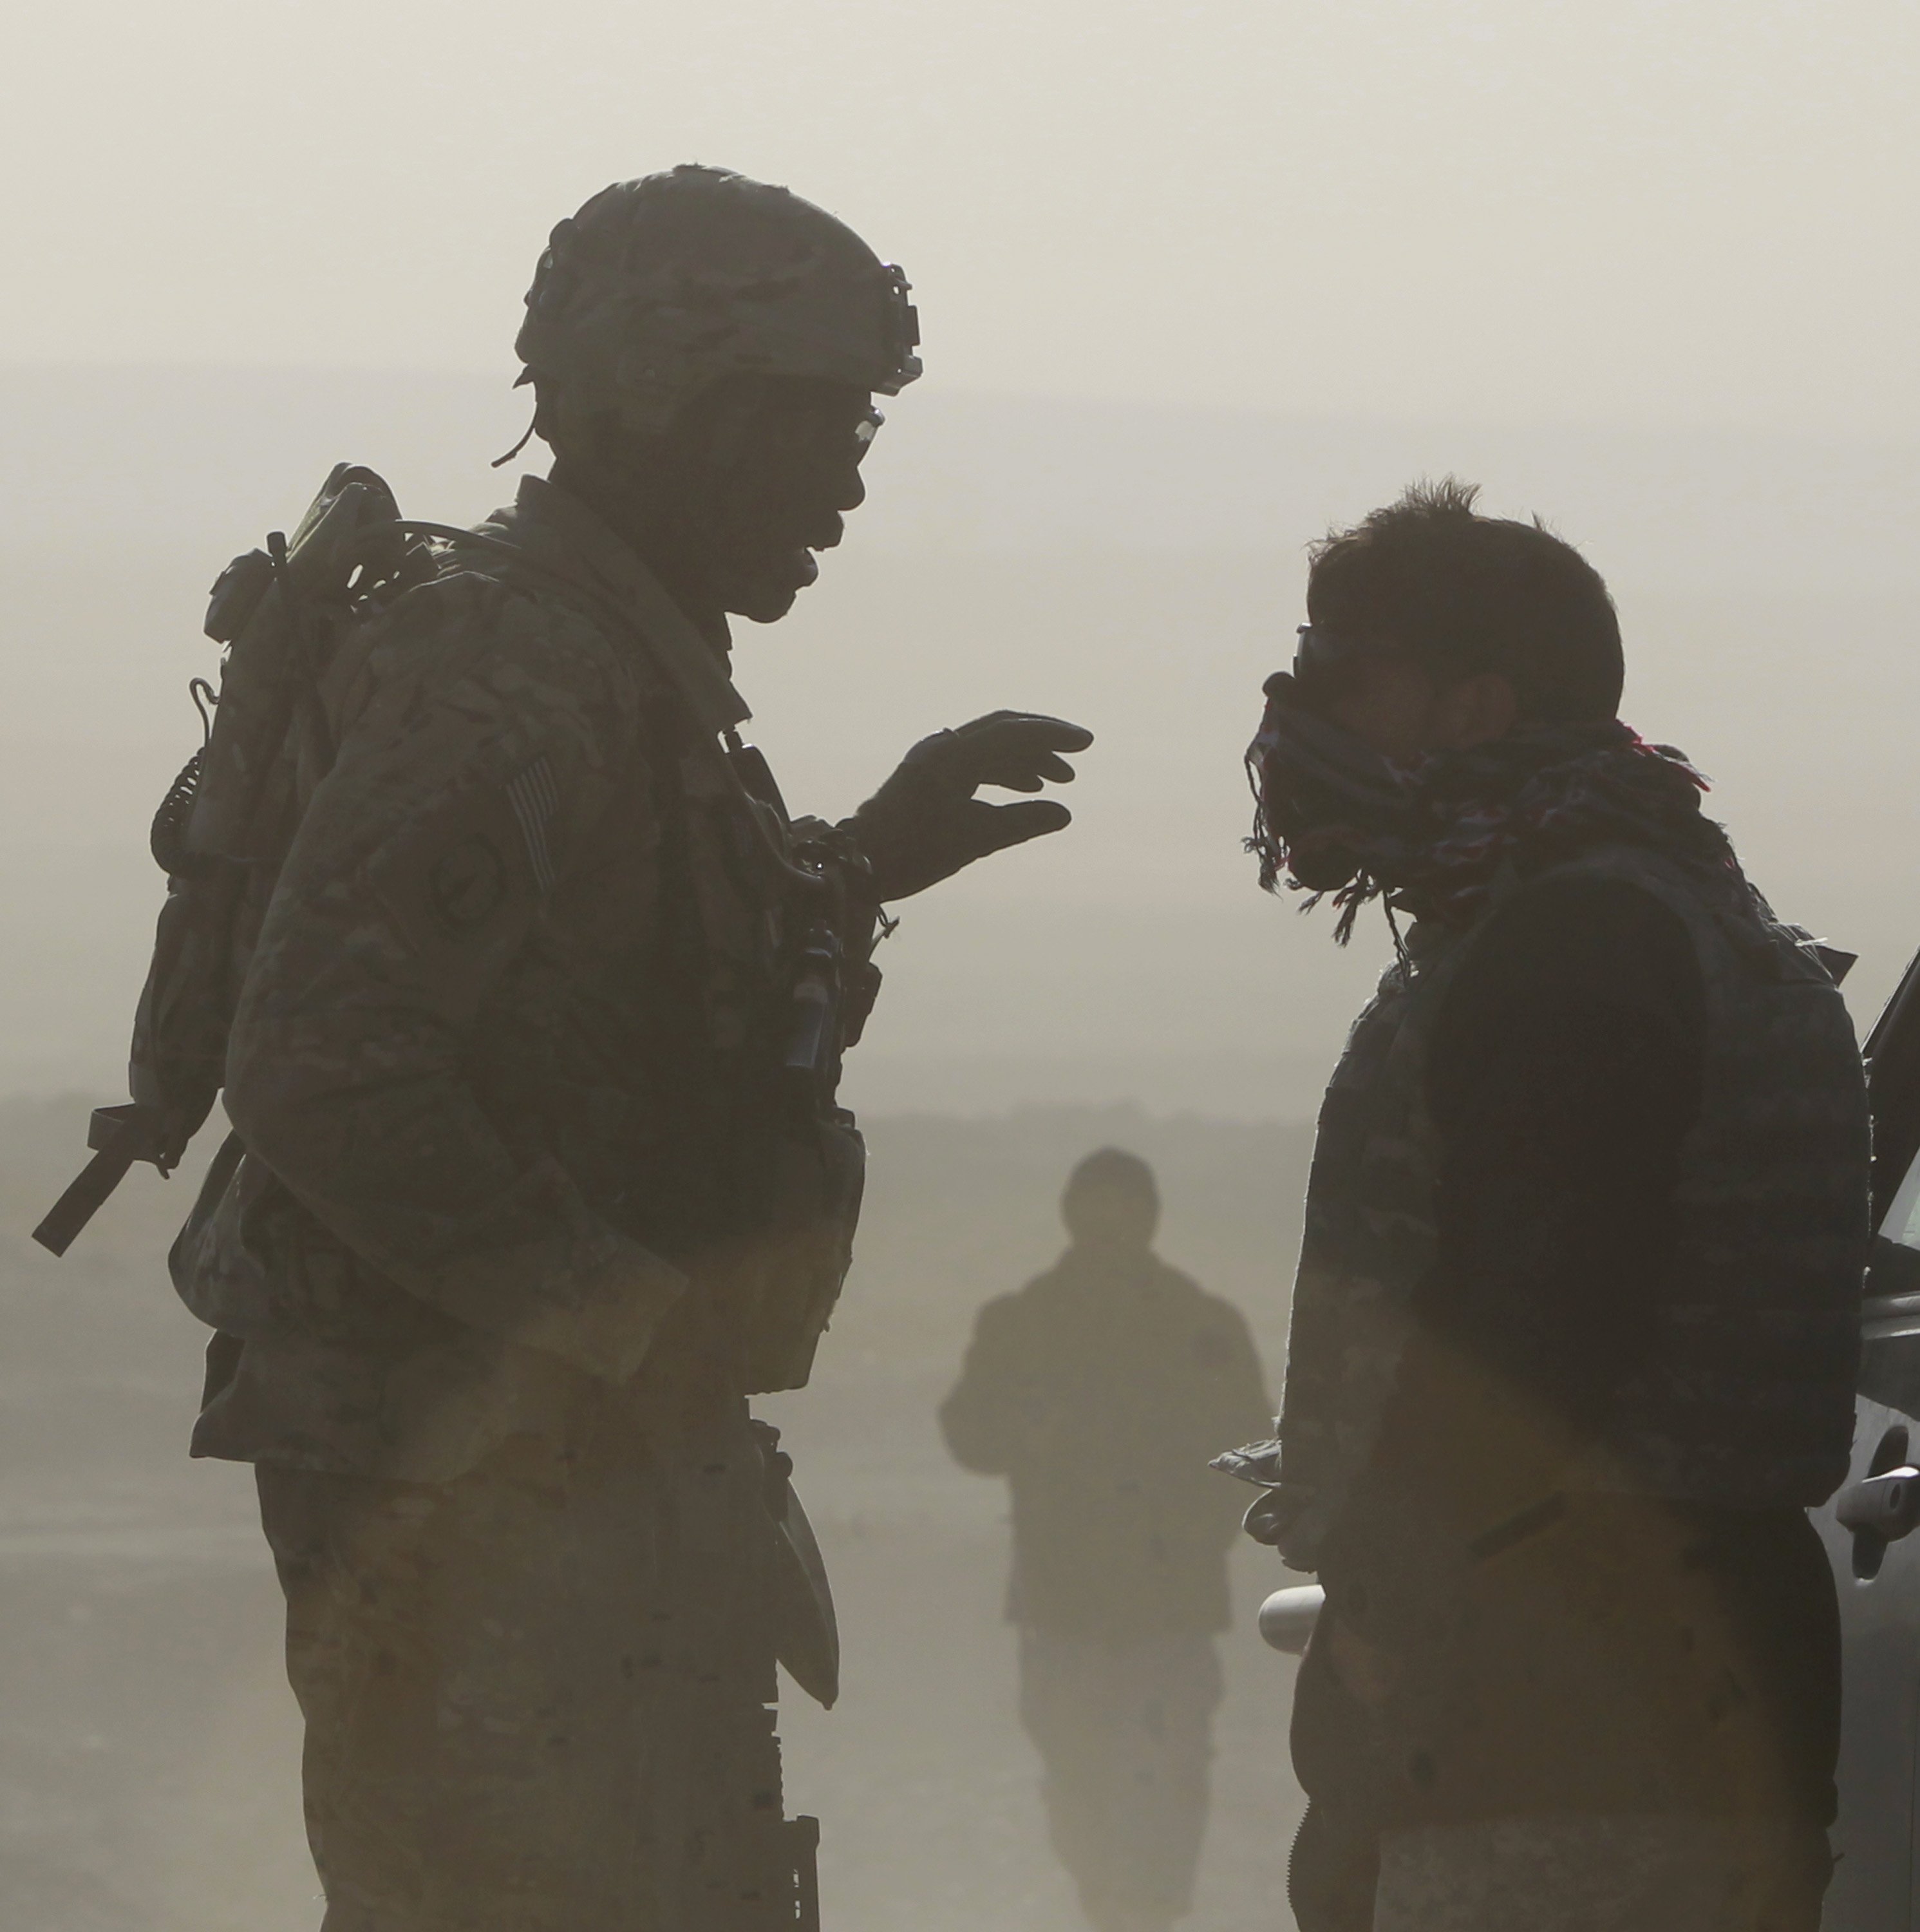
[32,1104,166,1256]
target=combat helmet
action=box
[516,164,921,437]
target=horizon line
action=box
[0,361,1914,457]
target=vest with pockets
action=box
[1275,844,1871,1568]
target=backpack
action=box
[35,464,431,1255]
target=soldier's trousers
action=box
[256,1398,805,1932]
[1016,1627,1223,1932]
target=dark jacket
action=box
[943,1247,1270,1638]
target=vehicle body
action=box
[1254,945,1920,1929]
[1814,945,1920,1931]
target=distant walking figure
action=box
[940,1149,1271,1932]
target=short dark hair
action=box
[1306,478,1623,723]
[1063,1147,1158,1204]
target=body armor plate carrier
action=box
[1270,844,1870,1570]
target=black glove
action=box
[844,711,1094,900]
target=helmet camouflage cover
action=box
[516,164,922,435]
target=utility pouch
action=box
[693,738,876,1391]
[749,1419,840,1710]
[728,1110,867,1394]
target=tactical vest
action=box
[169,514,872,1446]
[659,724,874,1396]
[1274,844,1870,1567]
[354,536,876,1399]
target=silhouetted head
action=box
[1061,1148,1160,1254]
[515,166,920,626]
[1289,477,1623,763]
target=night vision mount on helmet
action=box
[514,164,921,437]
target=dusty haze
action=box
[3,4,1918,1929]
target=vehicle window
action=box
[1859,1146,1920,1418]
[1882,1144,1920,1250]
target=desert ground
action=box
[0,1096,1312,1932]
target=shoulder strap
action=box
[390,522,750,741]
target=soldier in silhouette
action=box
[941,1148,1271,1932]
[140,166,1088,1930]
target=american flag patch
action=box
[507,756,560,895]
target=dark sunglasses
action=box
[765,397,885,468]
[1291,625,1366,678]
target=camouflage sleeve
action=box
[223,573,686,1382]
[937,1293,1036,1474]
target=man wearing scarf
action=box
[1230,481,1869,1930]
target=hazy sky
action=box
[8,7,1920,1118]
[8,1,1918,436]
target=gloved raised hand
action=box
[844,711,1095,901]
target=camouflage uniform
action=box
[172,471,874,1929]
[104,166,1086,1932]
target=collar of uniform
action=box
[480,474,752,737]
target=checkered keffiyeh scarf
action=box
[1248,705,1738,941]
